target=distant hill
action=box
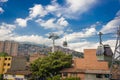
[18,42,83,58]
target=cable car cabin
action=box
[96,44,113,66]
[96,44,104,56]
[63,41,67,47]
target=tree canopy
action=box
[0,52,8,57]
[30,51,72,79]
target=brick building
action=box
[61,49,110,80]
[29,53,46,62]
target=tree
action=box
[63,77,80,80]
[0,74,3,80]
[0,52,8,57]
[30,51,72,79]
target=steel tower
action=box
[110,26,120,79]
[49,33,59,53]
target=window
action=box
[8,58,11,60]
[104,74,110,78]
[5,58,7,60]
[96,74,103,78]
[63,73,68,77]
[8,63,10,66]
[4,63,6,66]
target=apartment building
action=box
[0,41,18,56]
[0,56,12,74]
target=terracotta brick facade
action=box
[61,49,110,80]
[74,49,109,70]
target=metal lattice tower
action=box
[49,33,59,53]
[110,26,120,79]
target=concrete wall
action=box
[4,74,27,80]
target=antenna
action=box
[110,26,120,79]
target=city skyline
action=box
[0,0,120,52]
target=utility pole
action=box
[110,26,120,79]
[49,33,59,53]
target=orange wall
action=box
[74,49,109,70]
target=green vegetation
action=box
[0,52,8,57]
[47,75,61,80]
[0,74,3,80]
[47,75,81,80]
[63,77,80,80]
[30,51,72,79]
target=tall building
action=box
[0,41,4,52]
[0,41,19,56]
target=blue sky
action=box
[0,0,120,52]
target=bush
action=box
[0,52,8,57]
[0,74,3,80]
[63,77,80,80]
[47,75,61,80]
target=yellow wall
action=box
[0,57,12,74]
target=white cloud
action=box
[0,22,114,52]
[0,0,8,2]
[0,7,4,13]
[13,0,97,28]
[58,0,97,18]
[15,18,28,27]
[46,4,58,12]
[28,0,97,20]
[0,0,8,13]
[36,17,68,30]
[100,18,120,34]
[29,4,48,18]
[100,10,120,34]
[116,10,120,16]
[65,0,96,16]
[0,23,16,40]
[57,17,68,26]
[64,26,97,42]
[11,35,51,45]
[67,41,98,52]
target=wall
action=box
[74,49,109,70]
[0,57,12,74]
[4,74,27,80]
[85,74,109,80]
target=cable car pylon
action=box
[110,26,120,79]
